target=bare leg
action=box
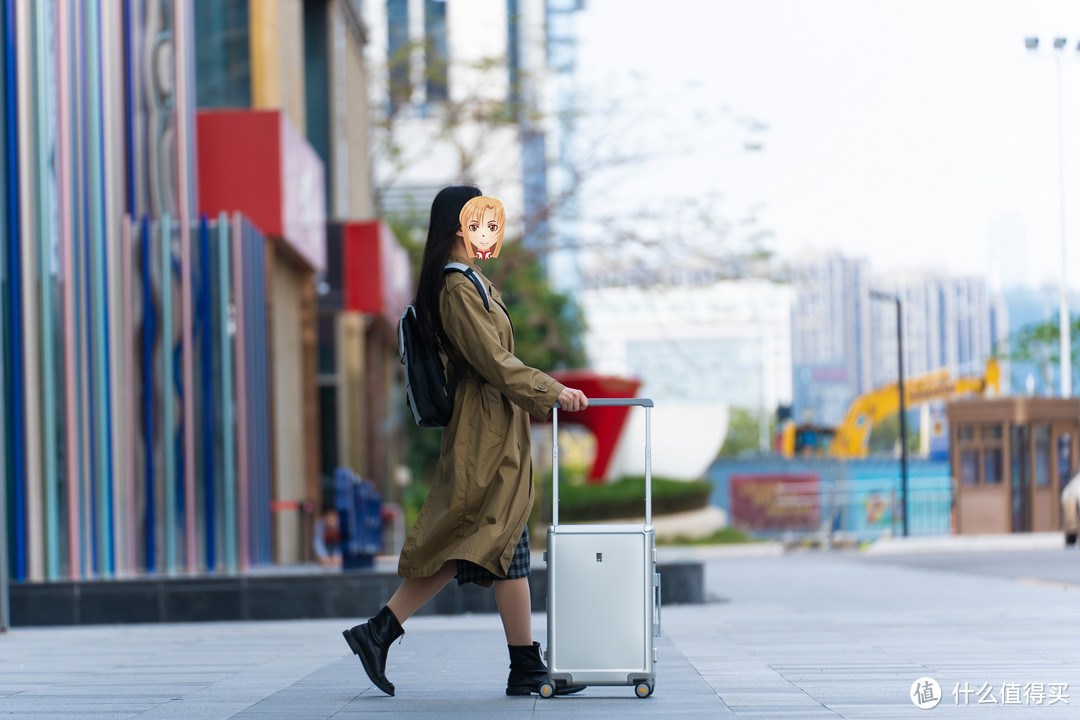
[386,560,457,623]
[494,576,534,646]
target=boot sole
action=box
[342,628,396,697]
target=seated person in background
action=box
[314,507,343,568]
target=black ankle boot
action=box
[343,606,404,696]
[506,642,586,696]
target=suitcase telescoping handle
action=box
[551,398,654,527]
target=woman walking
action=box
[342,185,589,697]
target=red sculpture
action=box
[545,370,641,484]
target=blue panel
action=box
[3,0,26,582]
[199,216,215,570]
[33,0,61,581]
[75,0,99,576]
[245,225,262,564]
[0,8,7,605]
[242,225,256,562]
[217,215,236,572]
[140,215,155,572]
[121,0,135,215]
[88,0,114,577]
[162,215,176,572]
[245,222,272,565]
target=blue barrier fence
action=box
[707,457,953,542]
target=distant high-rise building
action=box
[789,254,872,426]
[868,274,1009,389]
[790,253,1009,426]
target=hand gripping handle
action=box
[584,398,654,407]
[553,398,654,409]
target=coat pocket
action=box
[480,384,511,445]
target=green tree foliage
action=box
[865,413,920,455]
[995,313,1080,392]
[482,241,586,372]
[718,407,774,458]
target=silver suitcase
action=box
[541,398,660,699]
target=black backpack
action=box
[398,262,490,428]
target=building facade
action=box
[196,0,410,567]
[580,276,793,479]
[868,273,1010,388]
[0,1,281,581]
[1,0,390,582]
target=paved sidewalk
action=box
[2,541,1079,718]
[863,531,1065,554]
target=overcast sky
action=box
[572,0,1080,291]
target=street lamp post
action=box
[871,290,909,537]
[1026,36,1073,397]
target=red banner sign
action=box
[730,473,821,532]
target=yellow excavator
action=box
[778,358,1001,459]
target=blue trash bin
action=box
[334,468,383,570]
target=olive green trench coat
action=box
[397,256,564,586]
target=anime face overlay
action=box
[459,196,506,259]
[466,208,500,253]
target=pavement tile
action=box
[2,548,1080,719]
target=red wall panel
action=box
[196,110,283,237]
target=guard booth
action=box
[946,397,1080,534]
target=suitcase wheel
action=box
[539,682,555,699]
[634,682,653,698]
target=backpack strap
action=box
[440,262,492,396]
[445,262,490,312]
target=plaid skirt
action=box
[456,527,531,586]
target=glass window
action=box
[1011,424,1030,532]
[961,450,979,486]
[194,0,252,109]
[506,0,520,105]
[318,386,338,476]
[424,0,448,103]
[957,425,974,442]
[1059,433,1074,491]
[1034,424,1050,487]
[983,424,1003,440]
[317,312,336,376]
[387,0,410,113]
[303,0,330,215]
[984,448,1003,485]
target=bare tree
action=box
[369,45,773,286]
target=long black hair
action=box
[415,185,482,349]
